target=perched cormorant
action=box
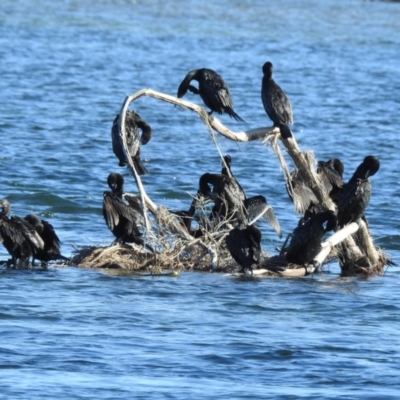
[198,172,247,224]
[261,61,293,139]
[337,155,380,228]
[0,199,44,268]
[283,210,337,268]
[225,224,262,274]
[111,110,152,175]
[317,158,344,202]
[220,154,281,237]
[103,173,146,247]
[24,214,68,265]
[177,68,245,122]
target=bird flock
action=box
[1,62,380,274]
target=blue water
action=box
[1,0,400,398]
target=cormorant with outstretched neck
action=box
[111,110,152,175]
[0,199,44,268]
[221,155,282,237]
[283,210,337,268]
[103,173,147,247]
[24,214,68,266]
[225,224,262,274]
[337,155,380,228]
[261,61,293,139]
[177,68,245,122]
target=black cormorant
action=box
[225,224,262,274]
[24,214,68,265]
[261,61,293,139]
[198,172,247,224]
[284,210,337,268]
[337,155,380,228]
[111,110,151,175]
[317,158,344,202]
[177,68,245,122]
[221,155,281,237]
[103,173,147,247]
[0,199,44,268]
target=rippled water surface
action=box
[1,0,400,398]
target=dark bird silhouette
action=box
[261,61,293,139]
[317,158,344,202]
[111,110,152,175]
[103,173,148,248]
[221,155,281,237]
[337,155,380,228]
[198,172,247,224]
[0,199,44,268]
[283,210,337,268]
[225,224,262,274]
[177,68,245,122]
[24,214,68,266]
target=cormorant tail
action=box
[134,159,148,176]
[279,124,292,139]
[227,108,246,123]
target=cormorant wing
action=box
[123,193,146,228]
[11,216,45,250]
[244,195,282,238]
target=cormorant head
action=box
[363,155,380,178]
[321,210,337,232]
[177,69,200,98]
[107,173,124,193]
[327,158,344,177]
[199,173,213,196]
[0,199,11,216]
[223,155,232,168]
[137,119,152,145]
[354,155,380,179]
[24,214,41,228]
[262,62,273,78]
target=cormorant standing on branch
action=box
[261,61,293,139]
[177,68,245,122]
[283,210,337,268]
[24,214,68,265]
[225,224,262,274]
[0,199,44,267]
[337,155,380,228]
[111,110,152,175]
[103,173,147,247]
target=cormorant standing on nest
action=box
[177,68,245,122]
[103,173,147,248]
[225,224,262,274]
[221,155,282,238]
[283,210,337,268]
[261,61,293,139]
[337,155,380,228]
[198,172,247,224]
[0,199,44,268]
[24,214,68,266]
[111,110,152,175]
